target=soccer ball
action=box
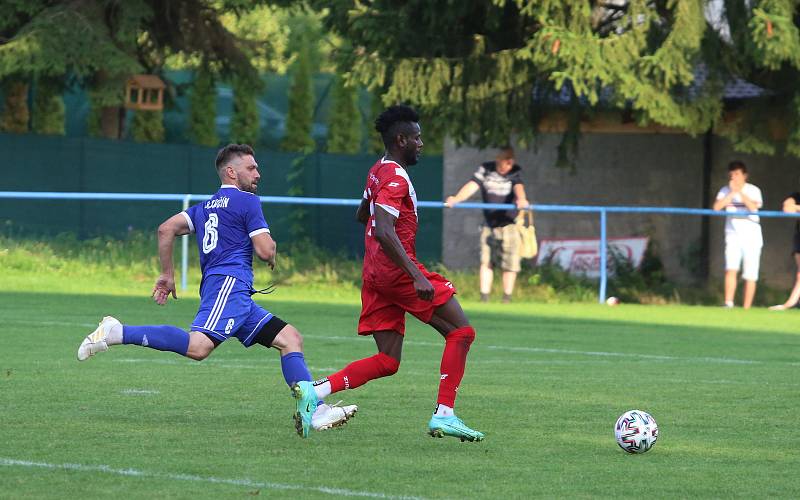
[615,410,659,454]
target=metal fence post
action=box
[599,208,607,304]
[181,194,190,291]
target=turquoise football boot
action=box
[428,415,485,442]
[291,381,319,438]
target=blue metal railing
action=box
[2,190,799,301]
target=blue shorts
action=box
[191,275,275,347]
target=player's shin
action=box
[436,326,475,408]
[319,352,400,397]
[280,352,313,387]
[122,325,190,356]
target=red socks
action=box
[327,352,400,393]
[437,326,476,408]
[324,325,475,407]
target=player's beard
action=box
[239,180,258,193]
[405,148,420,166]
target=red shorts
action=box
[358,268,456,335]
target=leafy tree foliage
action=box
[312,0,800,159]
[230,74,260,146]
[368,91,385,154]
[0,80,29,133]
[1,0,263,138]
[131,110,165,143]
[327,75,362,153]
[188,65,219,147]
[31,77,65,135]
[281,35,315,152]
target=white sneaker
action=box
[311,401,358,431]
[77,316,120,361]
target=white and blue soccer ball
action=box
[615,410,659,454]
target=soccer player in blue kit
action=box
[76,144,356,437]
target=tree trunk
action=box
[99,105,125,139]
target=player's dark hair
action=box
[216,144,255,171]
[375,105,420,147]
[728,160,747,174]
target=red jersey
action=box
[362,157,420,284]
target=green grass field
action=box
[2,284,800,499]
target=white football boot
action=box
[77,316,121,361]
[312,401,358,431]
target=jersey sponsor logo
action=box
[388,182,400,187]
[204,196,230,209]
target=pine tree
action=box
[2,1,265,139]
[188,65,219,147]
[0,80,30,133]
[131,110,165,143]
[230,74,260,146]
[313,0,800,160]
[31,77,65,135]
[281,36,315,152]
[326,75,361,153]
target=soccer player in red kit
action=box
[291,105,484,441]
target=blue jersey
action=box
[181,185,269,286]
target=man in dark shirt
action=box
[446,146,530,303]
[770,191,800,310]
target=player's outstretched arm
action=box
[252,232,277,270]
[373,206,434,301]
[153,213,191,305]
[445,180,479,207]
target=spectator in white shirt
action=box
[712,161,763,309]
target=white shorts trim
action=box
[203,276,236,330]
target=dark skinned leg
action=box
[428,297,470,337]
[373,330,404,361]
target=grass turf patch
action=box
[2,290,799,498]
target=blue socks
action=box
[280,352,312,387]
[121,328,314,392]
[123,325,190,356]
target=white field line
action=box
[120,389,160,395]
[28,320,799,366]
[17,320,98,328]
[0,458,425,500]
[302,334,794,366]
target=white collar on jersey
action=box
[380,157,404,169]
[220,184,239,189]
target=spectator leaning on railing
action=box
[712,160,763,309]
[445,146,530,303]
